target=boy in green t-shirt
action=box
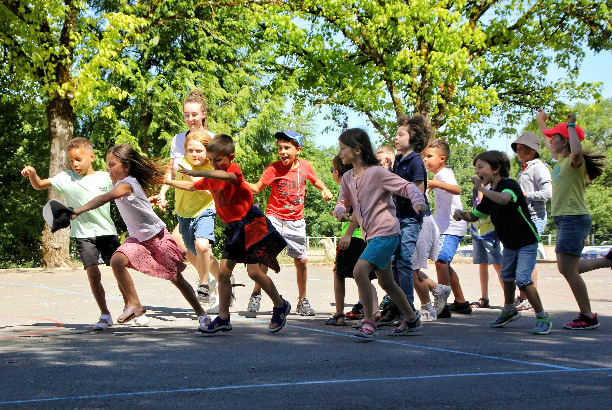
[21,137,132,331]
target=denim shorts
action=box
[531,216,547,236]
[177,209,216,256]
[500,243,537,288]
[554,214,592,256]
[361,235,401,271]
[472,235,502,265]
[437,234,463,264]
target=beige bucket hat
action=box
[511,132,541,158]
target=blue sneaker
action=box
[199,315,232,334]
[490,309,520,328]
[533,313,552,335]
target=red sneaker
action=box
[563,313,600,330]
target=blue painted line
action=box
[1,367,611,405]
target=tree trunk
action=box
[41,97,75,267]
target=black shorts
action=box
[334,237,377,280]
[75,235,121,269]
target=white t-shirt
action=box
[114,176,166,241]
[170,130,216,172]
[432,167,467,236]
[49,171,117,238]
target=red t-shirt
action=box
[261,159,317,220]
[193,163,253,223]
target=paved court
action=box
[1,261,611,409]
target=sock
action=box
[582,312,594,318]
[504,303,515,313]
[536,311,548,319]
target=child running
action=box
[326,155,377,327]
[169,134,291,333]
[245,130,333,316]
[333,128,427,338]
[538,111,612,329]
[71,143,210,330]
[454,151,551,335]
[21,137,130,331]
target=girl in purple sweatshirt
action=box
[333,128,427,338]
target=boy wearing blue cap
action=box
[245,130,333,315]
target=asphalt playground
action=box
[1,260,611,409]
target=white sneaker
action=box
[133,314,150,327]
[432,284,452,315]
[93,314,113,331]
[420,302,437,322]
[209,278,218,295]
[208,296,219,314]
[247,293,262,312]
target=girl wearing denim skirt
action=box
[538,111,612,329]
[333,128,428,339]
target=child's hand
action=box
[568,113,577,123]
[322,189,333,201]
[178,168,197,176]
[453,209,464,221]
[149,194,168,211]
[471,176,483,190]
[428,179,440,189]
[413,202,428,214]
[336,211,351,222]
[338,235,351,250]
[536,110,548,122]
[21,166,36,177]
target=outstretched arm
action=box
[537,110,554,154]
[245,179,266,194]
[21,166,52,190]
[72,182,132,218]
[567,113,583,167]
[164,178,197,192]
[454,209,480,222]
[179,168,237,182]
[312,177,333,201]
[428,178,461,195]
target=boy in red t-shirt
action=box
[246,130,333,316]
[167,134,290,334]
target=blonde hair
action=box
[377,145,395,156]
[184,131,212,151]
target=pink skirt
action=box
[116,228,186,280]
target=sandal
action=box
[325,313,347,326]
[93,314,113,331]
[117,307,146,324]
[269,299,291,333]
[354,319,377,338]
[199,315,232,334]
[470,298,490,309]
[388,311,423,336]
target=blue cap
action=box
[274,130,303,147]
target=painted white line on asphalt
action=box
[1,367,611,405]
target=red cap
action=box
[542,122,585,141]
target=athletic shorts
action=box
[267,215,307,259]
[75,235,121,269]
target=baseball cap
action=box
[42,200,73,233]
[541,122,585,141]
[274,130,303,147]
[511,132,541,158]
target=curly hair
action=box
[397,115,433,153]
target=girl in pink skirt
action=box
[72,143,209,329]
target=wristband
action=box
[567,122,576,128]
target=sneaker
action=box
[197,284,210,304]
[420,302,437,322]
[563,313,601,330]
[490,309,521,328]
[437,304,452,319]
[432,284,452,315]
[208,278,217,295]
[449,300,472,314]
[513,297,525,307]
[296,297,316,316]
[247,293,262,312]
[516,299,533,312]
[197,315,211,331]
[346,303,364,320]
[533,313,552,335]
[207,296,219,314]
[379,294,391,311]
[388,311,423,336]
[377,307,401,327]
[199,315,232,334]
[93,314,113,331]
[133,314,150,327]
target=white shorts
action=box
[411,215,439,271]
[267,215,308,259]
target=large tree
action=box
[258,0,612,142]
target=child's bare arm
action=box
[179,168,237,182]
[453,209,479,222]
[72,182,132,217]
[245,179,265,194]
[537,110,554,153]
[428,178,461,194]
[567,113,583,167]
[164,178,197,191]
[21,166,52,190]
[312,177,333,201]
[472,177,512,205]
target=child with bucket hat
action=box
[510,132,552,311]
[537,111,612,330]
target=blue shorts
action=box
[177,209,216,256]
[531,216,547,235]
[472,235,502,265]
[554,214,592,256]
[361,235,401,271]
[500,243,537,288]
[437,234,463,264]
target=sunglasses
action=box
[330,167,336,173]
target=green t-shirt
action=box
[49,171,117,238]
[341,221,363,239]
[551,157,589,216]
